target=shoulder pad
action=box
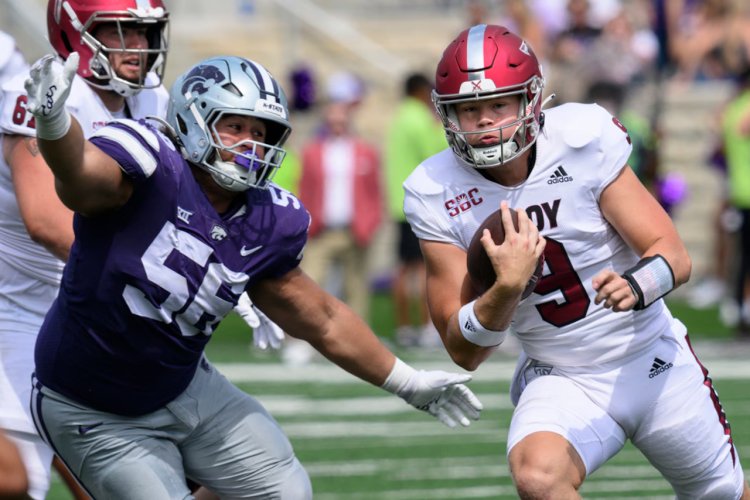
[551,103,608,149]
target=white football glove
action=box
[235,293,285,350]
[381,358,483,428]
[24,52,79,140]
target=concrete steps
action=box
[658,79,733,277]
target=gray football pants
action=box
[30,359,312,500]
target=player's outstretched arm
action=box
[24,53,132,216]
[249,269,483,427]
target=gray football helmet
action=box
[166,56,292,191]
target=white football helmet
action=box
[166,56,292,191]
[433,24,546,169]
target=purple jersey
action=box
[35,119,309,415]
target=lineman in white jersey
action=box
[0,1,170,498]
[404,24,750,498]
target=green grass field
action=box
[45,295,750,499]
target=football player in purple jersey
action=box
[21,53,484,499]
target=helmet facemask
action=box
[81,11,168,97]
[435,75,544,169]
[203,110,290,192]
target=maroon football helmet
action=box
[47,0,169,96]
[433,24,545,169]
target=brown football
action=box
[466,208,544,298]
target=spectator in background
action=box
[385,73,447,347]
[587,7,659,87]
[271,151,302,194]
[684,117,737,313]
[272,64,318,195]
[465,0,489,26]
[278,71,378,365]
[550,0,604,103]
[299,87,382,322]
[720,67,750,337]
[498,0,549,65]
[528,0,619,42]
[670,0,750,82]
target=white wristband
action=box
[458,300,507,347]
[622,254,675,310]
[35,107,72,141]
[381,357,417,398]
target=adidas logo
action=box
[548,165,573,184]
[648,357,673,378]
[464,320,476,333]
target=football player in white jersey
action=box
[0,1,169,498]
[404,24,750,498]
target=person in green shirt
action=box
[272,149,301,194]
[721,67,750,337]
[385,73,448,346]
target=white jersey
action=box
[404,103,679,367]
[0,64,168,321]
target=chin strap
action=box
[210,162,249,192]
[541,93,556,109]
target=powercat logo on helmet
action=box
[181,65,226,96]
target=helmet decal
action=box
[181,65,226,96]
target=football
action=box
[466,208,544,298]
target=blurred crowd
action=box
[4,0,750,354]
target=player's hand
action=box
[592,269,638,312]
[382,359,483,428]
[235,293,285,350]
[24,53,79,139]
[481,201,544,293]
